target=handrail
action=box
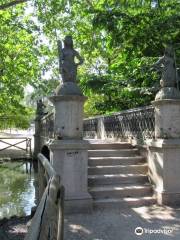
[84,105,154,120]
[38,153,56,178]
[38,111,54,139]
[83,105,155,143]
[36,105,155,144]
[25,153,64,240]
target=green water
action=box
[0,161,37,219]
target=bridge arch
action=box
[41,145,50,161]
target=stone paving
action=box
[64,205,180,240]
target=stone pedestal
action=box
[49,92,92,213]
[147,99,180,205]
[153,99,180,139]
[49,140,92,213]
[147,139,180,205]
[49,95,87,139]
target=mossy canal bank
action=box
[0,159,38,219]
[0,215,30,240]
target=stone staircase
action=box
[88,140,156,208]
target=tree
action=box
[0,2,40,127]
[33,0,180,114]
[1,0,180,122]
[0,0,28,10]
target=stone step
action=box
[93,196,156,208]
[89,184,152,199]
[88,149,139,157]
[89,142,133,150]
[88,156,146,166]
[88,174,148,186]
[88,164,148,175]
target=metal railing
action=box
[37,105,155,143]
[25,153,64,240]
[39,112,54,139]
[83,106,155,142]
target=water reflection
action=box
[0,160,37,219]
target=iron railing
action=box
[40,112,54,139]
[37,105,155,143]
[83,106,155,142]
[83,117,98,139]
[25,153,64,240]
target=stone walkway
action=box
[1,203,180,240]
[64,205,180,240]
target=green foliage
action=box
[33,0,180,115]
[0,4,39,124]
[0,0,180,120]
[0,107,34,129]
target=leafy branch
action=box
[0,0,29,10]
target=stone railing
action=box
[25,153,64,240]
[83,106,155,143]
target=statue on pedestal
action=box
[56,36,84,95]
[153,45,176,87]
[36,100,47,118]
[152,45,180,100]
[58,36,83,83]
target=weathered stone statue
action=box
[152,45,180,100]
[48,36,92,213]
[58,36,83,83]
[153,45,176,87]
[36,100,47,117]
[56,36,83,95]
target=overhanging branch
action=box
[0,0,29,10]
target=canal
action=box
[0,160,37,219]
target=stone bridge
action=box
[33,41,180,215]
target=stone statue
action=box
[36,100,47,117]
[152,45,180,100]
[153,45,177,88]
[58,36,83,83]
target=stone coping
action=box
[49,139,89,150]
[146,139,180,148]
[152,99,180,105]
[65,192,92,200]
[49,95,87,103]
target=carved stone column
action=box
[146,45,180,205]
[49,83,92,213]
[147,98,180,205]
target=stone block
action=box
[49,95,87,139]
[152,99,180,139]
[49,139,92,213]
[147,139,180,205]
